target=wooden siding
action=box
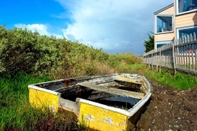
[155,32,175,41]
[176,12,197,28]
[158,6,174,15]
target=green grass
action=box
[1,62,196,130]
[123,64,197,90]
[0,73,85,131]
[148,71,197,90]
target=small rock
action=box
[152,119,155,124]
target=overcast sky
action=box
[1,0,172,55]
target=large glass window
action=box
[156,16,173,33]
[178,0,197,14]
[178,26,197,38]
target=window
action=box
[156,40,172,48]
[178,26,197,39]
[177,0,197,14]
[156,16,173,33]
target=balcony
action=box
[156,16,173,34]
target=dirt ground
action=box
[136,80,197,131]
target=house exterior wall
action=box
[154,1,197,50]
[158,6,174,15]
[174,0,197,40]
[155,32,174,42]
[175,12,197,28]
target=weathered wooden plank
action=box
[114,76,142,85]
[196,50,197,71]
[59,98,79,114]
[176,68,197,75]
[78,82,145,99]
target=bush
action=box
[0,25,142,78]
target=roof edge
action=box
[154,3,174,15]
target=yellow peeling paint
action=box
[29,88,59,113]
[79,103,133,131]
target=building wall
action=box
[154,0,197,50]
[158,6,174,15]
[175,12,197,28]
[174,0,197,40]
[154,3,197,49]
[155,32,174,42]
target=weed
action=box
[0,72,85,131]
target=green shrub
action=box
[0,25,142,78]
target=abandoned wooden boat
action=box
[28,73,152,131]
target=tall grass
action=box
[0,73,85,131]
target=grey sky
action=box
[58,0,173,55]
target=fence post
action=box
[172,43,176,74]
[195,50,197,71]
[159,49,161,72]
[151,53,153,70]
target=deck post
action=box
[151,53,153,70]
[159,49,161,72]
[172,44,176,74]
[195,50,197,71]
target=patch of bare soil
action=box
[136,80,197,131]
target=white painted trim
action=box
[128,93,151,116]
[175,0,178,14]
[176,25,197,39]
[155,31,174,35]
[155,40,173,48]
[28,85,60,96]
[154,15,157,33]
[156,40,172,44]
[29,79,65,85]
[77,93,151,117]
[154,3,174,15]
[155,15,174,34]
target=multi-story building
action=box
[154,0,197,49]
